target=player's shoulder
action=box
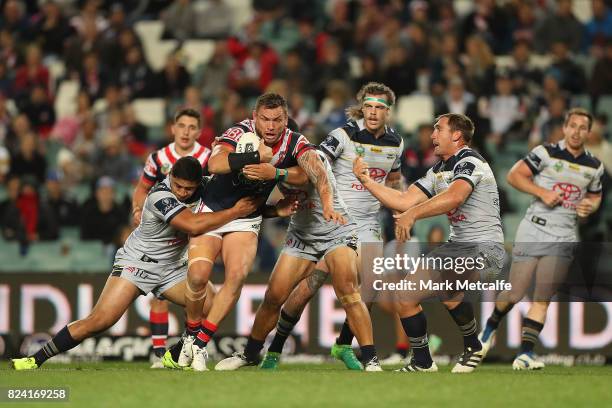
[220,119,254,142]
[150,179,172,196]
[582,148,603,170]
[544,142,601,169]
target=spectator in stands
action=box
[80,176,128,244]
[529,94,567,147]
[9,132,46,184]
[0,0,30,41]
[161,0,196,41]
[195,0,232,39]
[400,123,437,184]
[0,175,27,247]
[366,15,409,61]
[170,86,215,149]
[548,41,586,94]
[312,38,350,103]
[192,40,232,105]
[19,85,55,138]
[153,51,190,100]
[534,0,583,53]
[229,40,279,99]
[317,80,351,136]
[29,0,75,58]
[461,34,496,96]
[79,51,108,101]
[381,45,417,97]
[0,61,10,97]
[434,76,477,119]
[118,46,153,99]
[0,91,12,144]
[13,44,50,101]
[41,169,77,226]
[480,71,525,147]
[0,141,9,184]
[288,92,314,135]
[99,3,127,61]
[63,19,102,75]
[584,0,612,51]
[276,48,312,95]
[324,0,354,52]
[508,0,539,46]
[94,84,125,130]
[122,104,148,148]
[508,40,542,97]
[0,29,18,73]
[429,32,463,95]
[459,0,512,54]
[69,0,108,35]
[106,27,142,73]
[92,132,136,184]
[589,39,612,109]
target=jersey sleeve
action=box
[319,128,346,161]
[523,145,548,175]
[414,168,435,198]
[390,138,404,172]
[587,163,604,194]
[141,153,159,185]
[147,190,187,223]
[451,156,484,190]
[217,126,247,149]
[292,134,315,159]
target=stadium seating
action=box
[181,40,216,74]
[131,99,167,127]
[395,95,434,135]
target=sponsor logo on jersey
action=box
[370,146,382,153]
[569,163,580,172]
[154,197,181,216]
[368,168,387,183]
[554,161,564,172]
[447,207,467,223]
[321,135,340,152]
[454,161,475,177]
[161,163,172,175]
[552,182,581,202]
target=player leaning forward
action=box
[354,113,505,373]
[478,108,603,370]
[179,93,349,371]
[10,157,260,370]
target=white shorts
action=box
[198,205,262,239]
[512,218,577,262]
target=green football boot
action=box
[11,357,38,370]
[259,352,281,370]
[162,350,191,370]
[330,344,363,370]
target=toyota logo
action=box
[552,182,581,201]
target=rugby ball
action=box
[236,132,260,153]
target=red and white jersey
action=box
[141,142,211,186]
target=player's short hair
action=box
[171,156,202,182]
[346,82,396,120]
[254,93,288,115]
[436,113,474,144]
[564,107,593,131]
[174,108,201,128]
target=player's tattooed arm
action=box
[297,149,346,224]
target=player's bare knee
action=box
[339,292,362,308]
[263,288,286,310]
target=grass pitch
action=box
[2,361,610,407]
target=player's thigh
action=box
[325,246,359,293]
[533,256,571,301]
[189,234,222,265]
[265,253,315,305]
[90,276,141,325]
[221,231,259,281]
[505,258,539,302]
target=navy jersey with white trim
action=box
[202,119,313,216]
[522,140,604,236]
[415,147,503,242]
[318,119,403,225]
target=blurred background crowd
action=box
[0,0,610,272]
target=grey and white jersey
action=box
[120,177,203,265]
[415,147,503,242]
[522,140,604,237]
[319,119,403,227]
[279,150,354,240]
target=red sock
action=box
[194,320,217,347]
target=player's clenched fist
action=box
[538,189,564,208]
[576,198,596,218]
[393,210,415,242]
[353,157,371,184]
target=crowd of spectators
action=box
[0,0,611,255]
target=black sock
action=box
[32,326,80,366]
[244,336,265,362]
[193,320,217,348]
[336,320,354,345]
[269,310,300,353]
[400,312,433,367]
[520,318,544,354]
[170,339,183,361]
[396,343,409,358]
[360,344,377,363]
[486,304,513,330]
[447,302,481,350]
